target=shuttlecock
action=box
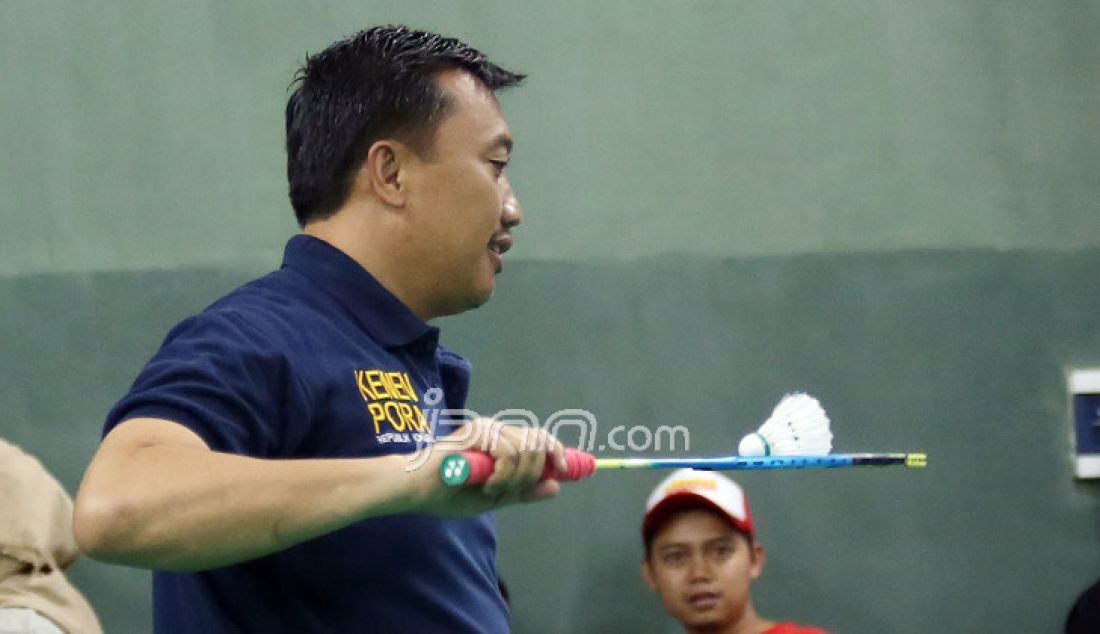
[737,393,832,457]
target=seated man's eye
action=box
[705,543,734,560]
[663,552,687,566]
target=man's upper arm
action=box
[82,418,212,508]
[97,418,211,461]
[75,418,213,554]
[102,310,310,457]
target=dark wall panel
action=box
[2,249,1097,632]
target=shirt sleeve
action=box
[103,309,311,457]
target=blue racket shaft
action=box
[596,452,926,471]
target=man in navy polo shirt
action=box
[73,26,566,633]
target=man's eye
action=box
[489,160,508,177]
[662,552,688,567]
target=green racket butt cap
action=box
[441,454,471,486]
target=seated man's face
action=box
[642,508,764,630]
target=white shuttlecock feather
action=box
[737,393,833,457]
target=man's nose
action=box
[687,555,712,581]
[502,179,522,229]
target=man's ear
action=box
[749,542,766,581]
[641,558,658,592]
[360,140,408,207]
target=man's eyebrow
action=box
[657,534,733,553]
[655,542,690,552]
[489,133,513,154]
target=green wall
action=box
[1,2,1098,632]
[2,1,1098,275]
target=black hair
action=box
[285,25,525,227]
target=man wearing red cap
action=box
[641,469,827,634]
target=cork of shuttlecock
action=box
[737,393,833,457]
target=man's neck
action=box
[685,605,776,634]
[303,213,437,322]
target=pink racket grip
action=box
[461,448,597,485]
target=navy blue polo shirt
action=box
[105,235,509,633]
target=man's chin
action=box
[472,288,494,309]
[439,286,494,317]
[472,278,496,306]
[679,606,725,630]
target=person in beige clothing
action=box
[0,439,101,634]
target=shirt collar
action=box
[281,234,436,349]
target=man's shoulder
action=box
[174,268,388,361]
[197,268,322,331]
[157,270,310,352]
[208,268,301,312]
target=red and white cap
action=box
[643,468,755,542]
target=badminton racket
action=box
[440,449,927,486]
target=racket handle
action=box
[441,448,597,486]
